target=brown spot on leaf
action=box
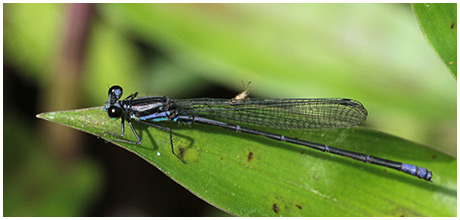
[247,151,253,162]
[179,147,185,158]
[312,175,319,181]
[451,22,455,29]
[295,204,302,210]
[273,203,279,214]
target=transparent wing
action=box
[173,98,368,130]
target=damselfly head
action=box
[108,85,123,101]
[105,85,124,113]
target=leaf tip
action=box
[36,112,56,122]
[36,113,44,119]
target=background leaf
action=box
[412,3,457,78]
[37,108,456,216]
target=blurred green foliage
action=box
[412,3,457,78]
[4,116,102,216]
[4,3,456,216]
[4,4,64,84]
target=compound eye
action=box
[108,85,123,100]
[107,106,123,118]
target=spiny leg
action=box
[100,116,141,145]
[137,120,186,164]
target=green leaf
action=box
[412,3,457,78]
[37,107,456,216]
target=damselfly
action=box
[100,85,432,182]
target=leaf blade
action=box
[37,108,456,216]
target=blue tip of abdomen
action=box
[401,163,432,182]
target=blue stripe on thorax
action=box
[139,111,172,121]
